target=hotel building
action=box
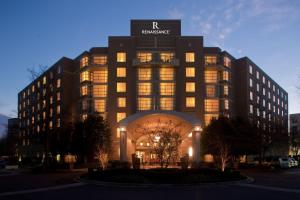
[18,20,289,161]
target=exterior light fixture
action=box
[120,127,126,132]
[194,126,202,131]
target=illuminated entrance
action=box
[118,110,202,165]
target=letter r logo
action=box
[153,22,159,29]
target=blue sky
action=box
[0,0,299,117]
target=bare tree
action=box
[136,119,182,168]
[27,65,48,81]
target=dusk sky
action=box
[0,0,300,117]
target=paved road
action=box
[1,168,300,200]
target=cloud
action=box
[168,7,184,19]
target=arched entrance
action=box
[118,111,202,164]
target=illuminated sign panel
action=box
[131,20,181,36]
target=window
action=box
[205,99,219,112]
[224,85,229,96]
[81,85,88,96]
[117,52,126,62]
[222,71,229,81]
[82,114,87,121]
[57,118,61,127]
[249,65,253,74]
[160,83,175,95]
[185,67,195,77]
[204,114,219,126]
[117,112,126,122]
[256,83,260,92]
[117,67,126,77]
[185,82,195,92]
[160,97,174,110]
[57,92,61,101]
[159,68,174,80]
[250,91,254,101]
[49,121,53,129]
[117,82,126,92]
[93,55,107,65]
[256,71,260,79]
[138,68,151,80]
[160,52,174,62]
[186,97,195,108]
[93,85,107,97]
[82,100,87,111]
[138,83,151,95]
[137,52,152,62]
[205,71,217,83]
[205,55,217,65]
[57,79,61,88]
[250,105,253,114]
[249,78,253,87]
[224,100,229,110]
[80,71,89,82]
[80,57,89,67]
[37,81,40,88]
[223,57,231,67]
[138,98,152,111]
[262,76,265,84]
[31,85,35,92]
[94,99,106,112]
[206,85,215,97]
[56,105,61,114]
[43,76,47,84]
[57,66,61,74]
[185,52,195,62]
[92,69,107,83]
[118,97,126,107]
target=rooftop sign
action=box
[131,20,181,36]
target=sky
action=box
[0,0,300,117]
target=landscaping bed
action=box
[83,168,246,184]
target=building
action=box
[17,20,289,162]
[290,113,300,155]
[6,118,19,157]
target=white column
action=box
[120,127,127,162]
[192,126,202,163]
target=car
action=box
[288,158,298,167]
[279,157,291,168]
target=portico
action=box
[118,110,202,164]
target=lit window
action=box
[160,98,174,110]
[93,85,107,97]
[205,71,217,83]
[49,121,53,129]
[117,67,126,77]
[80,57,89,67]
[82,114,87,121]
[224,100,229,110]
[204,114,219,126]
[57,79,61,88]
[56,105,61,114]
[137,52,152,62]
[138,83,152,95]
[185,67,195,77]
[118,97,126,107]
[185,52,195,62]
[80,71,89,82]
[185,82,195,92]
[31,85,35,92]
[186,97,195,108]
[49,108,53,117]
[116,128,120,138]
[222,71,229,81]
[160,83,175,95]
[43,76,46,84]
[82,100,87,111]
[205,55,217,65]
[138,68,152,80]
[117,112,126,122]
[206,85,215,97]
[81,85,88,96]
[205,99,219,112]
[57,92,61,101]
[37,81,40,88]
[160,52,174,62]
[223,57,231,67]
[117,82,126,92]
[92,69,107,83]
[93,55,107,65]
[94,99,106,113]
[57,118,61,127]
[159,68,174,80]
[117,52,126,62]
[138,98,152,111]
[224,85,229,96]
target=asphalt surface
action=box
[1,168,300,200]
